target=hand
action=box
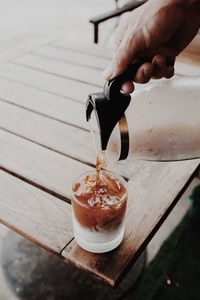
[103,0,200,93]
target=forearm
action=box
[147,0,200,26]
[148,0,200,13]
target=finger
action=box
[102,65,113,80]
[164,65,174,79]
[139,47,178,60]
[166,57,175,67]
[134,63,154,84]
[121,81,135,94]
[112,34,140,79]
[152,55,166,79]
[103,32,141,80]
[103,47,132,80]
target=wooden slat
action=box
[0,78,87,130]
[0,129,92,200]
[33,45,109,70]
[0,100,132,178]
[52,41,112,60]
[0,100,95,164]
[62,159,200,286]
[0,63,101,101]
[14,54,103,87]
[0,170,73,254]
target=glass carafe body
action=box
[90,75,200,163]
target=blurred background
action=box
[0,0,119,63]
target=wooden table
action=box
[0,37,199,287]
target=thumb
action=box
[114,13,130,51]
[103,35,139,80]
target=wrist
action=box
[149,0,199,8]
[148,0,200,16]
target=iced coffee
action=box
[71,169,127,253]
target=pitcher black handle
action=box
[103,61,145,101]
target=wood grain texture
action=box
[0,170,73,254]
[0,77,87,130]
[0,99,96,164]
[62,159,200,286]
[52,41,112,60]
[0,63,101,102]
[14,54,104,87]
[0,100,133,178]
[33,45,108,70]
[0,129,92,200]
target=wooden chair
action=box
[89,0,147,43]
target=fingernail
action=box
[142,64,153,83]
[144,64,153,77]
[121,82,134,94]
[154,57,165,67]
[144,69,152,78]
[102,66,113,80]
[153,56,166,67]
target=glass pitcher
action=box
[86,64,200,163]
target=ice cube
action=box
[102,195,119,206]
[99,172,121,194]
[87,197,95,206]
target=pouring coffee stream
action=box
[86,62,200,166]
